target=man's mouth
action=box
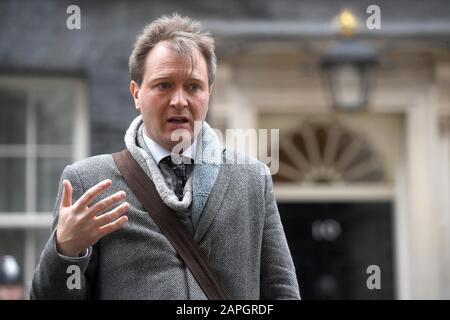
[167,116,189,124]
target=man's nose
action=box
[169,87,188,109]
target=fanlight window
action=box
[275,122,385,184]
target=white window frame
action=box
[0,76,89,292]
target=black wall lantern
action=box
[321,39,378,112]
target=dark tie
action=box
[162,156,190,200]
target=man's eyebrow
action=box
[148,75,207,83]
[188,77,207,83]
[148,76,171,82]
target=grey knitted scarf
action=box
[124,115,223,226]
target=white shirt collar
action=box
[143,129,197,165]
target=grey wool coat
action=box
[31,117,300,300]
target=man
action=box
[31,14,300,300]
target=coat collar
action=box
[191,121,226,229]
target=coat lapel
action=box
[193,163,231,243]
[191,122,227,239]
[191,163,219,227]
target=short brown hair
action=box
[129,13,216,87]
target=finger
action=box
[60,180,73,208]
[94,202,129,227]
[97,214,128,237]
[85,191,127,219]
[74,179,112,210]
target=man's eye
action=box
[189,84,200,91]
[158,83,171,89]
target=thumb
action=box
[60,179,73,208]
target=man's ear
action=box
[130,80,141,111]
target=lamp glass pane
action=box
[330,64,364,111]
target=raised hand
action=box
[55,179,129,257]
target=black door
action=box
[279,202,395,299]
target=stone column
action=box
[435,61,450,299]
[405,87,441,299]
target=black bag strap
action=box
[112,149,227,300]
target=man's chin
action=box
[167,127,194,139]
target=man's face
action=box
[130,42,211,151]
